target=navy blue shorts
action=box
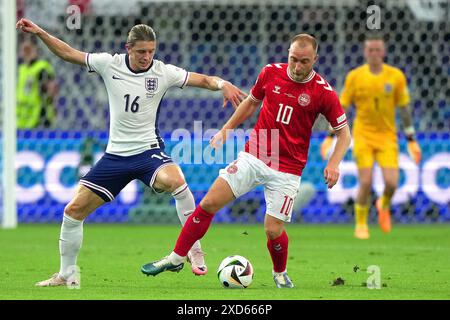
[79,147,174,202]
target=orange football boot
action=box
[376,199,392,233]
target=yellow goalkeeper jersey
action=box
[340,63,410,143]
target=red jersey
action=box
[245,63,347,176]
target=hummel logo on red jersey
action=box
[273,86,281,94]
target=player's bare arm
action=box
[324,124,351,189]
[187,72,247,109]
[399,105,414,132]
[210,96,260,149]
[16,18,86,66]
[399,105,422,164]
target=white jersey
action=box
[86,53,189,156]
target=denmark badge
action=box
[298,93,311,106]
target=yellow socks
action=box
[355,203,369,227]
[380,194,391,210]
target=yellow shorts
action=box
[353,138,399,169]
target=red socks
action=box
[267,231,289,273]
[174,204,289,274]
[174,205,214,257]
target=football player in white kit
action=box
[17,18,246,286]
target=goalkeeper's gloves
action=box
[407,138,421,165]
[320,133,335,160]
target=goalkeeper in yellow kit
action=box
[321,34,421,239]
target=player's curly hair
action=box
[127,24,156,47]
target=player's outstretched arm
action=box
[323,125,351,189]
[16,18,86,66]
[187,72,247,109]
[210,96,260,149]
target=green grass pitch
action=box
[1,224,449,300]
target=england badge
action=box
[145,78,158,93]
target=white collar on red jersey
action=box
[287,69,316,83]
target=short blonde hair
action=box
[127,24,156,47]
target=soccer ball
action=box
[217,255,254,289]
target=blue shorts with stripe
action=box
[79,147,174,202]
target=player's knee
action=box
[162,177,186,193]
[64,201,86,221]
[265,228,283,240]
[358,178,372,191]
[174,177,187,190]
[384,180,397,194]
[199,197,219,213]
[265,224,283,240]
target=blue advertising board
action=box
[15,130,449,223]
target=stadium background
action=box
[1,0,449,224]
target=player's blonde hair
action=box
[364,33,385,48]
[290,33,318,54]
[364,33,385,42]
[127,24,156,47]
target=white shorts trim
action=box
[79,179,114,202]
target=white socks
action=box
[172,183,195,223]
[59,214,84,279]
[172,183,202,252]
[169,251,185,265]
[273,270,288,276]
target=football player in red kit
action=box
[142,34,351,288]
